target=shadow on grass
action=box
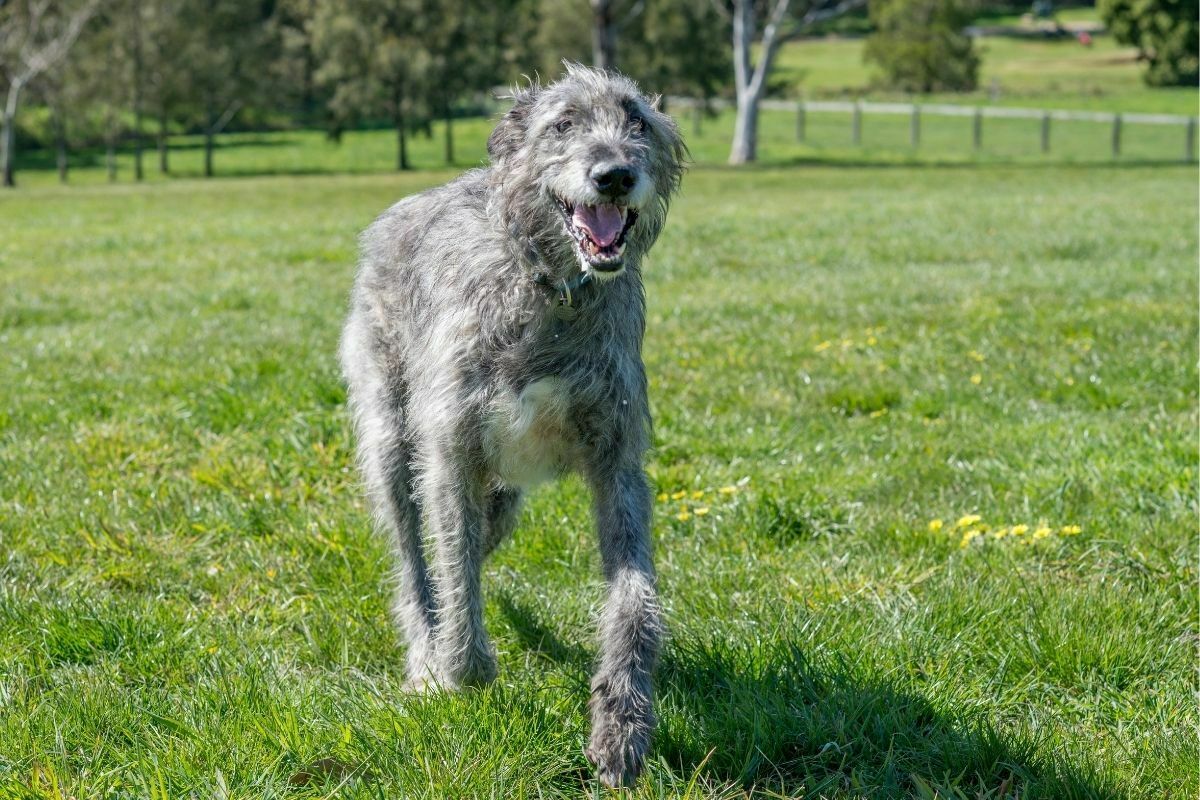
[498,593,1121,799]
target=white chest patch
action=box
[484,377,575,488]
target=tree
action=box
[622,0,729,103]
[0,0,98,187]
[1099,0,1198,86]
[310,0,430,170]
[720,0,865,165]
[863,0,979,93]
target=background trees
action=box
[863,0,980,93]
[1098,0,1198,86]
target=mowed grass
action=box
[0,152,1196,798]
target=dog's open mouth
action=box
[556,196,638,272]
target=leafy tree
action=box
[1099,0,1198,86]
[863,0,979,93]
[310,0,430,170]
[623,0,730,103]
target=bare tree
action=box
[721,0,863,164]
[1,0,98,187]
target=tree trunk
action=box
[591,0,617,70]
[132,0,144,181]
[158,106,169,174]
[397,123,409,170]
[2,81,23,188]
[204,128,214,177]
[54,109,68,184]
[729,96,760,165]
[105,113,117,183]
[444,102,454,165]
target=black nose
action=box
[590,165,636,198]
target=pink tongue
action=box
[573,204,625,248]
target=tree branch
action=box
[777,0,867,44]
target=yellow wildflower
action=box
[814,340,832,352]
[671,490,687,501]
[960,530,982,549]
[869,408,888,418]
[691,490,705,500]
[992,527,1008,539]
[1060,525,1082,535]
[694,507,710,516]
[866,335,878,346]
[718,485,737,495]
[956,514,982,528]
[675,510,691,522]
[970,373,982,385]
[841,338,854,349]
[928,519,944,533]
[656,492,668,503]
[1010,524,1028,536]
[1033,526,1052,539]
[968,350,985,362]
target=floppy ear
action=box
[487,86,538,163]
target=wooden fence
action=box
[669,97,1199,161]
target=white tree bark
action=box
[0,0,98,187]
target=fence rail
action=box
[668,96,1199,161]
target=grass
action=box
[0,125,1197,799]
[773,13,1198,115]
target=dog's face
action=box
[488,65,685,280]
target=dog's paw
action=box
[586,691,652,789]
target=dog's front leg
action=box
[419,457,497,690]
[586,467,662,788]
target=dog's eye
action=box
[629,114,645,133]
[555,119,573,134]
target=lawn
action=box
[0,141,1196,798]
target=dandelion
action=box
[956,514,982,528]
[691,490,705,500]
[718,485,737,495]
[671,490,687,501]
[675,510,691,522]
[969,373,982,385]
[656,492,668,503]
[869,408,888,418]
[1033,526,1052,539]
[928,519,944,533]
[960,530,982,548]
[1060,525,1082,535]
[866,335,878,346]
[992,527,1008,539]
[1010,524,1028,536]
[814,340,832,352]
[968,350,985,362]
[694,507,710,516]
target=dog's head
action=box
[488,64,685,281]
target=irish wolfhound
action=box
[338,64,684,787]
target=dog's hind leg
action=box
[483,487,523,558]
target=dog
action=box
[338,63,684,787]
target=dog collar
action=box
[534,271,593,322]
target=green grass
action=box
[774,20,1197,114]
[0,139,1196,798]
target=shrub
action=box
[1099,0,1199,86]
[863,0,980,93]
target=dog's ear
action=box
[488,85,538,163]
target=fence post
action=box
[973,108,983,150]
[910,104,920,147]
[796,101,806,142]
[1040,112,1051,153]
[1111,114,1121,158]
[1186,118,1196,162]
[852,102,862,145]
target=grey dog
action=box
[338,64,684,787]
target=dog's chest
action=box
[484,377,577,488]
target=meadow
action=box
[1,108,1198,798]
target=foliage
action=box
[863,0,981,92]
[1098,0,1199,86]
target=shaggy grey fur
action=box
[339,64,684,788]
